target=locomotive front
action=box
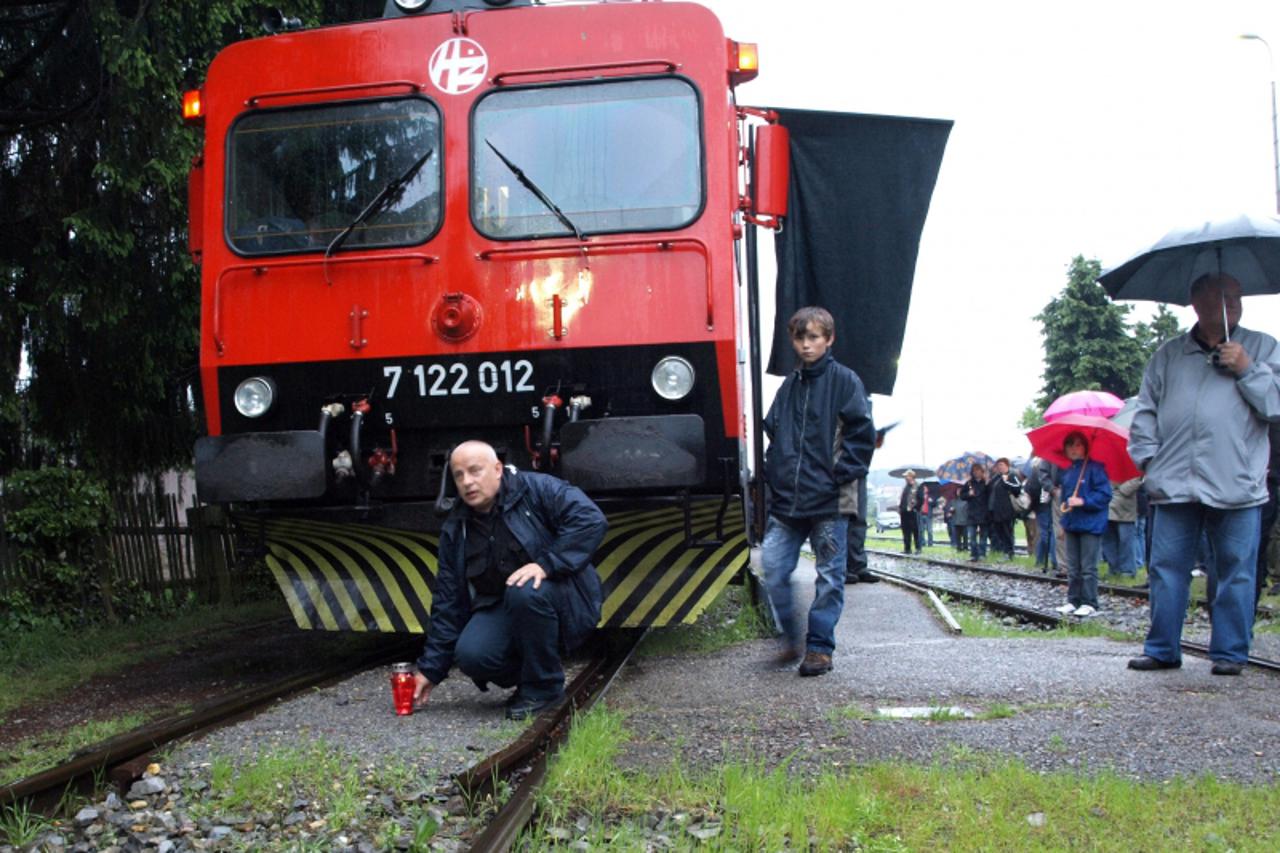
[187,0,779,632]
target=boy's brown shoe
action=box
[798,651,833,677]
[772,644,803,668]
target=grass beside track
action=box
[636,583,772,658]
[1,712,157,788]
[0,599,288,721]
[528,705,1280,851]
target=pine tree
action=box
[1133,303,1184,360]
[1032,256,1148,412]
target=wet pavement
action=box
[608,553,1280,782]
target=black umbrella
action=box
[1099,214,1280,306]
[888,465,935,479]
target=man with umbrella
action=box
[1125,273,1280,674]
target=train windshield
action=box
[226,98,442,255]
[472,78,702,239]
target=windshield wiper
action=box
[326,147,434,259]
[485,139,583,241]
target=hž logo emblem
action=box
[428,37,488,95]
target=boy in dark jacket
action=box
[763,307,875,676]
[413,441,607,720]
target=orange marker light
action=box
[728,41,759,85]
[182,89,204,124]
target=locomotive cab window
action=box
[472,78,703,239]
[226,98,442,255]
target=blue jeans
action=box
[919,512,934,546]
[967,523,987,559]
[1132,515,1147,569]
[1144,503,1260,665]
[763,514,848,655]
[1034,507,1056,568]
[1102,521,1136,576]
[455,582,564,700]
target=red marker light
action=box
[182,89,204,124]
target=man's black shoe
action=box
[505,691,565,721]
[1211,661,1244,676]
[845,573,860,584]
[1127,655,1181,671]
[855,572,880,584]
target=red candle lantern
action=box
[390,662,415,716]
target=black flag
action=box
[766,108,951,395]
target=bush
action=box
[2,466,114,627]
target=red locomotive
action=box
[185,0,947,633]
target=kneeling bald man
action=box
[413,441,607,720]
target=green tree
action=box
[0,1,383,478]
[1033,256,1148,411]
[1017,403,1044,431]
[1134,303,1184,360]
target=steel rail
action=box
[872,571,962,633]
[1,637,422,809]
[868,567,1280,674]
[867,547,1152,601]
[1180,640,1280,674]
[870,547,1278,620]
[870,567,1062,627]
[461,629,646,852]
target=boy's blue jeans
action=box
[762,514,848,655]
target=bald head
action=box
[450,441,503,513]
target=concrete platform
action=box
[609,556,1280,782]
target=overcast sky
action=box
[700,0,1280,471]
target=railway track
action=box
[2,628,644,852]
[0,636,422,811]
[463,629,645,851]
[869,550,1280,675]
[867,546,1154,602]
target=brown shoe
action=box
[773,644,802,668]
[798,651,833,677]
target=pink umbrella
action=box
[1027,413,1142,482]
[1043,390,1125,422]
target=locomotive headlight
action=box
[233,377,276,418]
[651,357,695,401]
[394,0,432,12]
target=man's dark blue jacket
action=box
[415,468,607,685]
[764,352,875,518]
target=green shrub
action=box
[2,466,114,626]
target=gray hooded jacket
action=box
[1128,325,1280,509]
